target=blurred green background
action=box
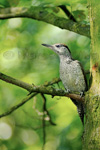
[0,0,90,150]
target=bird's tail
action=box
[71,98,84,125]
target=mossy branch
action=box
[0,71,86,118]
[0,72,84,102]
[0,6,90,37]
[0,92,37,118]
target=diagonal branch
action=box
[0,92,37,118]
[58,5,77,22]
[0,6,90,37]
[0,72,60,91]
[0,72,84,102]
[0,78,61,119]
[0,71,85,118]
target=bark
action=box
[83,1,100,150]
[0,72,83,102]
[0,6,90,37]
[0,71,90,119]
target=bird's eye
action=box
[56,45,60,48]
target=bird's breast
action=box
[60,61,86,93]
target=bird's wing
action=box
[75,60,88,91]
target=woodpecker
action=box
[42,43,87,125]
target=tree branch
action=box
[0,72,33,91]
[0,71,85,118]
[0,78,61,119]
[0,92,37,118]
[42,94,46,150]
[58,5,77,22]
[41,94,56,125]
[0,72,84,103]
[0,6,90,37]
[0,72,60,91]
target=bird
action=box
[42,43,88,125]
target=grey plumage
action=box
[42,43,87,124]
[60,56,86,93]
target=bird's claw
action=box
[66,89,70,93]
[80,92,84,97]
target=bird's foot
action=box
[80,92,84,97]
[66,89,70,93]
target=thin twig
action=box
[41,94,56,126]
[41,94,47,150]
[0,70,89,119]
[59,5,77,22]
[0,77,61,118]
[0,92,37,118]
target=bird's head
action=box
[42,43,71,57]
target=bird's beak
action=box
[42,44,53,50]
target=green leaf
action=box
[73,10,86,21]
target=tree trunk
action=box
[83,1,100,149]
